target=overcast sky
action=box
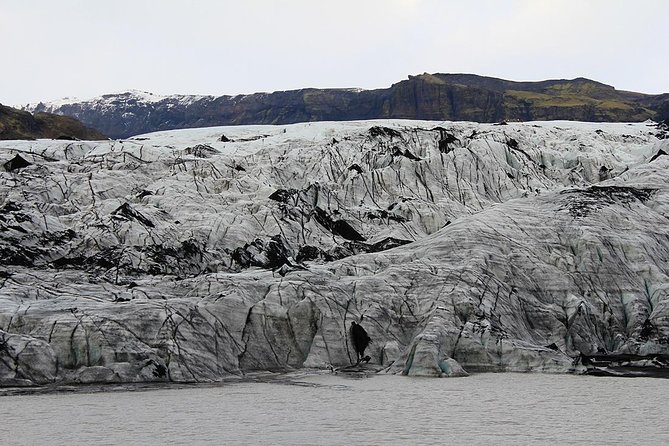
[2,0,667,105]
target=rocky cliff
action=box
[0,104,106,141]
[1,119,668,386]
[24,74,669,139]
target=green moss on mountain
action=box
[0,104,106,140]
[396,74,659,123]
[495,76,655,122]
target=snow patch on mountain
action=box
[21,90,213,114]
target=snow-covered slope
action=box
[22,90,216,139]
[24,90,211,112]
[1,120,668,385]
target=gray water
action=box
[1,373,667,445]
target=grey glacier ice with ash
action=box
[1,119,668,386]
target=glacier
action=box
[0,119,668,386]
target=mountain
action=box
[1,119,668,386]
[23,74,669,139]
[0,104,106,140]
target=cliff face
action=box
[0,104,106,141]
[25,74,669,139]
[1,119,668,386]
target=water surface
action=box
[1,373,666,445]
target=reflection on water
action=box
[1,373,667,445]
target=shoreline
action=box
[2,366,668,397]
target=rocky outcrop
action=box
[0,104,106,141]
[0,120,668,386]
[23,74,669,139]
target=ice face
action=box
[1,119,668,385]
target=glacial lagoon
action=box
[2,373,667,445]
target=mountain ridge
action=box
[22,73,669,139]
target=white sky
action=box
[1,0,667,105]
